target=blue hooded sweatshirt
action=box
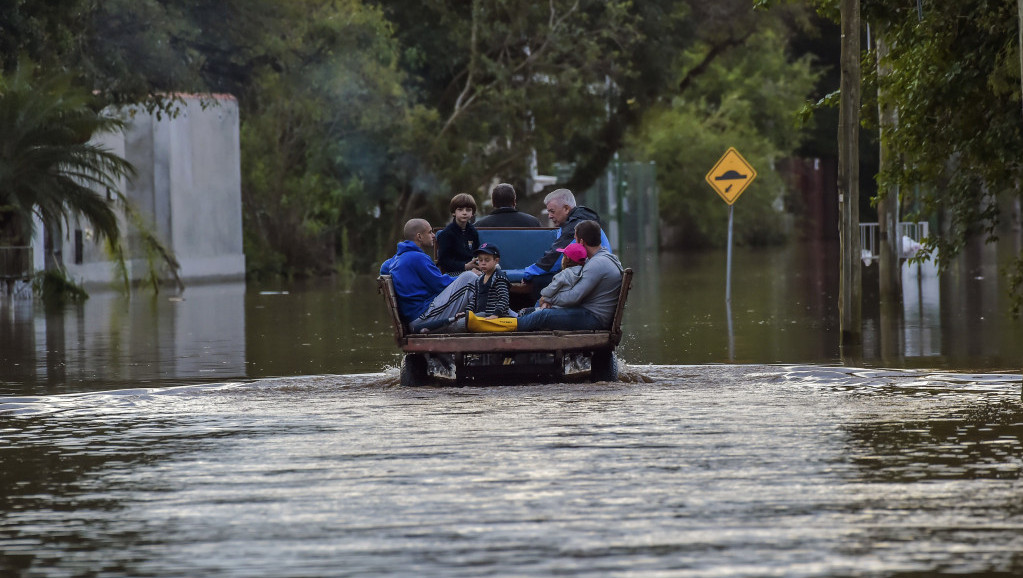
[379,240,453,322]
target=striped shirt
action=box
[469,268,511,317]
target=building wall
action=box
[59,95,245,287]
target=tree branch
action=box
[678,30,753,93]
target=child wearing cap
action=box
[416,242,509,333]
[467,243,512,319]
[537,242,587,307]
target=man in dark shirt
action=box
[474,183,542,228]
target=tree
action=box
[3,0,421,277]
[626,27,818,248]
[861,0,1023,314]
[377,2,783,211]
[838,0,861,345]
[0,62,134,266]
[234,0,419,277]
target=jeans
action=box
[516,307,604,331]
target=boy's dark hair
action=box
[490,183,516,208]
[450,193,477,214]
[575,220,602,247]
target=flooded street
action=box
[2,244,1022,576]
[2,243,1022,397]
[2,367,1021,576]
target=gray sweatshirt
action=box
[540,265,584,300]
[545,248,624,327]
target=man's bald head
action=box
[404,218,431,240]
[403,218,436,250]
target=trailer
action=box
[377,268,633,386]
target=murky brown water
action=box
[2,244,1022,576]
[2,367,1021,576]
[2,243,1021,396]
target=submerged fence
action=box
[859,222,930,264]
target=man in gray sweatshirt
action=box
[517,220,624,331]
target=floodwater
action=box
[2,243,1022,576]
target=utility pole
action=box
[876,27,902,305]
[838,0,862,346]
[876,26,904,363]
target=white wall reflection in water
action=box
[23,283,246,391]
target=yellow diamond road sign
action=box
[705,147,757,205]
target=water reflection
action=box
[845,400,1023,482]
[2,242,1022,397]
[0,284,246,395]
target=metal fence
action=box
[572,161,660,252]
[859,222,930,263]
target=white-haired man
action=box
[521,188,607,299]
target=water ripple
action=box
[2,365,1022,577]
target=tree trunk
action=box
[877,28,902,305]
[43,221,63,271]
[839,0,862,346]
[1018,0,1023,119]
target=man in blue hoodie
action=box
[380,218,479,332]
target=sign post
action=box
[705,147,757,360]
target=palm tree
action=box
[0,61,135,269]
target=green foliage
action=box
[0,60,134,246]
[1010,256,1023,318]
[628,29,818,248]
[865,0,1023,311]
[1,0,824,277]
[32,267,88,306]
[236,0,417,277]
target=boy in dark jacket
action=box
[436,193,481,274]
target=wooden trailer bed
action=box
[377,268,633,385]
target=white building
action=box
[37,94,246,288]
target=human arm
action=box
[532,223,574,272]
[540,277,566,300]
[539,268,581,300]
[482,274,511,317]
[435,228,460,273]
[545,264,602,308]
[461,226,482,271]
[413,252,455,295]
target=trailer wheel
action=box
[590,350,618,382]
[400,354,429,387]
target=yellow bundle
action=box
[467,311,518,332]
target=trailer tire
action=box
[590,350,618,382]
[400,354,429,387]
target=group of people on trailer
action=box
[378,183,624,334]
